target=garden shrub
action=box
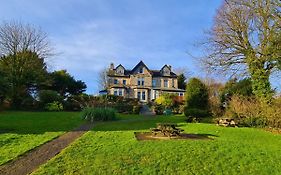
[184,78,210,118]
[64,94,91,111]
[224,95,281,128]
[45,101,63,111]
[38,90,62,106]
[185,78,209,110]
[262,99,281,128]
[133,105,141,114]
[78,95,139,114]
[209,97,224,117]
[173,104,185,114]
[154,104,165,115]
[81,107,116,122]
[20,96,38,110]
[155,93,175,109]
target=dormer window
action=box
[115,65,125,75]
[161,65,171,76]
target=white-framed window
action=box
[114,79,118,84]
[123,80,126,85]
[152,79,156,87]
[114,90,118,96]
[114,89,123,96]
[138,78,144,86]
[179,92,184,96]
[119,90,123,96]
[142,91,146,100]
[164,79,168,87]
[137,92,141,100]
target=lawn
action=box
[0,111,83,165]
[33,114,281,175]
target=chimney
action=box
[109,63,114,70]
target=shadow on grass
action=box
[134,132,218,141]
[0,111,84,134]
[0,112,217,136]
[92,118,219,139]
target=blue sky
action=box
[1,0,279,93]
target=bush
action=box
[81,107,116,122]
[185,78,209,110]
[224,95,281,128]
[133,105,141,114]
[45,101,63,111]
[20,96,38,110]
[173,104,185,114]
[155,93,175,109]
[209,95,224,117]
[220,78,253,104]
[154,104,165,115]
[184,107,210,118]
[38,90,62,106]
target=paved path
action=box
[0,122,94,175]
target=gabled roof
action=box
[115,64,125,70]
[160,64,171,71]
[108,61,177,78]
[131,60,150,73]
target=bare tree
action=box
[174,67,193,79]
[97,67,108,90]
[0,21,53,58]
[200,0,281,102]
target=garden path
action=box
[139,104,156,116]
[0,122,94,175]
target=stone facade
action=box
[105,61,185,102]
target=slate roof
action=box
[109,60,177,78]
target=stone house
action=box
[105,61,185,102]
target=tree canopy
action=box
[201,0,281,103]
[49,70,87,98]
[185,78,209,110]
[177,73,187,89]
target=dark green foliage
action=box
[20,96,38,110]
[0,51,48,108]
[79,95,139,114]
[221,78,254,103]
[81,107,116,122]
[248,63,274,103]
[185,78,209,110]
[177,73,186,89]
[132,105,141,114]
[38,90,63,107]
[0,70,8,105]
[48,70,86,98]
[154,104,165,115]
[238,117,267,128]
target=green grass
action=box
[33,114,281,175]
[0,111,83,165]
